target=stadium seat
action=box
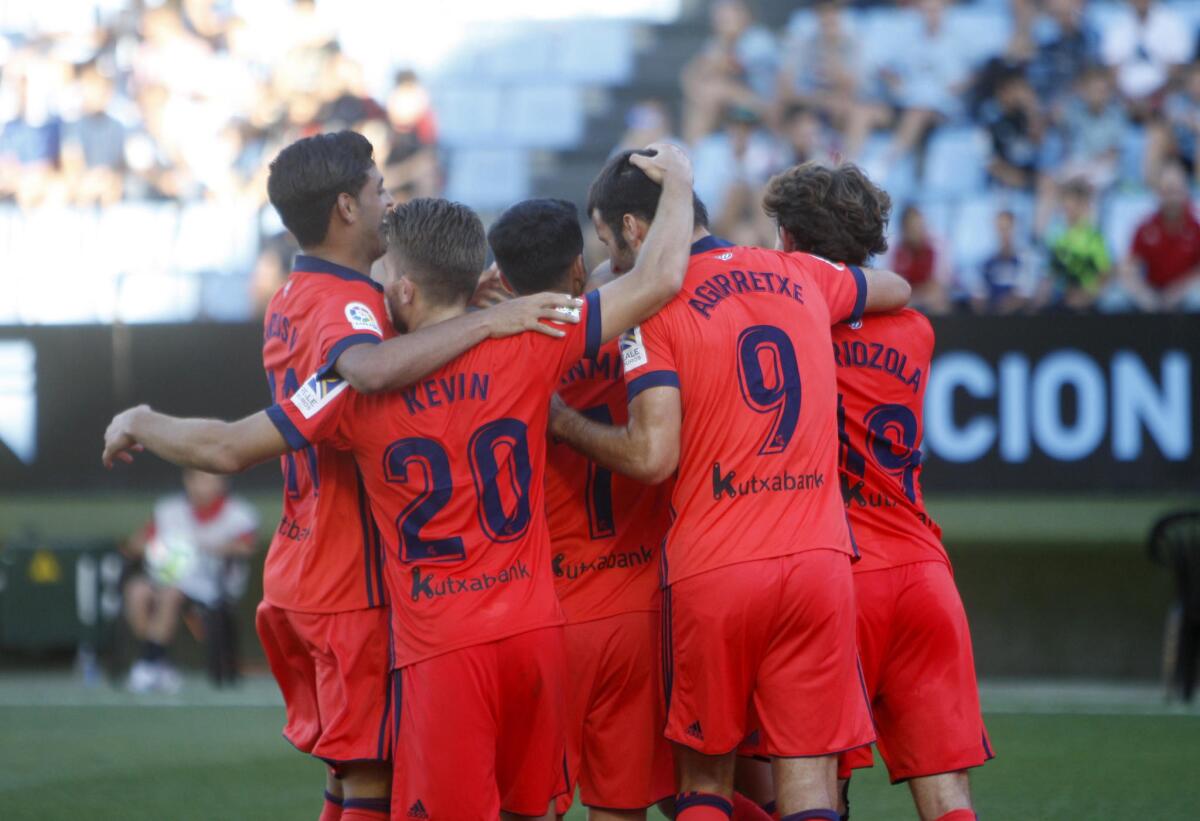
[429,85,505,149]
[557,19,636,84]
[857,8,923,76]
[117,270,202,323]
[1120,127,1149,187]
[945,5,1012,65]
[1102,190,1158,261]
[504,84,585,149]
[923,127,991,197]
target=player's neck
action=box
[691,226,711,244]
[300,243,373,278]
[408,301,467,332]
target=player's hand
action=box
[630,142,693,187]
[103,405,148,468]
[547,392,570,439]
[470,263,513,309]
[484,292,584,340]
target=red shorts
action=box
[555,611,674,815]
[255,602,393,769]
[392,626,569,820]
[665,550,873,757]
[837,561,993,782]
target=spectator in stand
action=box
[613,98,682,154]
[1100,0,1192,112]
[984,69,1045,190]
[1119,163,1200,310]
[1028,0,1100,107]
[1147,61,1200,183]
[383,69,440,200]
[779,103,837,168]
[123,470,258,693]
[973,209,1043,313]
[888,203,952,314]
[0,64,64,209]
[1045,177,1111,310]
[680,0,778,143]
[61,62,126,207]
[692,105,783,246]
[876,0,971,172]
[1057,66,1128,193]
[776,0,888,161]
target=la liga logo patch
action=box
[345,302,382,335]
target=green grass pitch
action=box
[1,679,1198,820]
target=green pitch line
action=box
[1,491,1195,547]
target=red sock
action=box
[732,792,775,821]
[319,790,342,821]
[677,791,734,820]
[934,811,977,821]
[339,797,389,821]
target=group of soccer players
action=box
[102,127,991,821]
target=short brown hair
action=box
[385,198,487,304]
[762,162,890,266]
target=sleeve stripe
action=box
[317,333,382,379]
[584,290,602,360]
[627,369,680,402]
[848,265,868,324]
[266,404,310,451]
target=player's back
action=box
[545,337,672,622]
[832,308,947,572]
[301,293,602,666]
[260,255,391,613]
[623,237,866,584]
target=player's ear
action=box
[568,255,588,296]
[621,213,642,246]
[335,191,357,225]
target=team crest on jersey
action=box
[344,301,382,335]
[716,251,733,261]
[848,319,863,330]
[620,326,648,372]
[290,371,349,419]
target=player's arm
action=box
[860,267,912,313]
[593,144,695,343]
[550,386,681,484]
[333,291,583,393]
[102,405,288,474]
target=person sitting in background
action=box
[692,105,782,246]
[984,69,1045,190]
[973,210,1042,313]
[60,62,126,207]
[679,0,778,143]
[888,204,952,314]
[779,103,837,168]
[1100,0,1192,112]
[1045,177,1111,311]
[776,0,888,161]
[1028,0,1100,107]
[1057,66,1128,193]
[876,0,971,172]
[0,63,64,209]
[1146,61,1200,184]
[1120,162,1200,310]
[613,98,682,154]
[383,69,440,200]
[123,470,258,693]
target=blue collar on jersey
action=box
[690,235,735,256]
[292,254,383,292]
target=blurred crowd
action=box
[657,0,1200,313]
[0,0,440,309]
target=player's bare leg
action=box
[502,802,555,821]
[908,771,973,821]
[123,575,154,639]
[146,585,186,645]
[590,808,647,821]
[771,755,838,818]
[337,761,390,820]
[734,756,773,810]
[674,744,736,818]
[319,767,344,821]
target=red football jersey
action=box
[621,236,867,586]
[268,292,603,667]
[545,337,672,623]
[833,309,947,573]
[260,255,392,614]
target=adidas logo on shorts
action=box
[407,799,430,819]
[686,720,704,741]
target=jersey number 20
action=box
[383,418,532,563]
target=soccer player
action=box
[202,130,583,821]
[487,203,675,821]
[757,161,992,821]
[547,151,911,821]
[102,143,696,820]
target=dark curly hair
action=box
[762,162,890,266]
